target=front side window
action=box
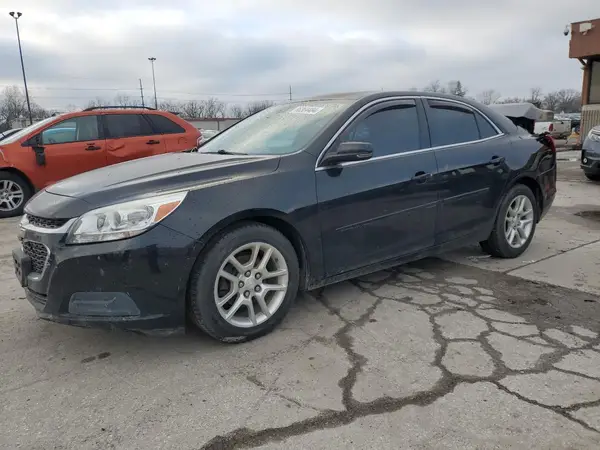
[41,116,99,145]
[105,114,154,139]
[199,100,351,155]
[426,100,480,147]
[340,101,421,157]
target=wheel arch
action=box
[507,175,543,220]
[192,208,312,290]
[0,167,35,194]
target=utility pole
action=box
[289,85,292,101]
[9,11,33,125]
[148,57,158,109]
[139,78,145,107]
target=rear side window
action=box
[474,112,499,139]
[341,101,421,157]
[41,116,100,145]
[146,114,186,134]
[426,100,480,147]
[105,114,153,138]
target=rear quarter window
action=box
[146,114,186,134]
[426,100,480,146]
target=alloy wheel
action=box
[0,180,24,212]
[214,242,289,328]
[504,195,534,248]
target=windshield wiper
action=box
[202,149,248,155]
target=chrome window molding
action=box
[314,95,504,171]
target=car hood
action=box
[28,152,279,217]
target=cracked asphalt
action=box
[2,159,600,449]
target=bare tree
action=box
[180,100,205,119]
[542,91,560,111]
[448,80,467,97]
[229,104,244,119]
[555,89,581,113]
[528,87,543,108]
[158,100,182,114]
[86,97,109,108]
[244,100,274,117]
[477,89,501,105]
[203,97,227,118]
[113,94,140,107]
[0,86,28,130]
[423,80,446,93]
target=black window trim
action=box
[315,95,504,170]
[101,113,156,139]
[38,115,103,146]
[144,113,186,135]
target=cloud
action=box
[0,0,594,110]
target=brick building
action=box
[569,18,600,137]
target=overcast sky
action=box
[0,1,596,110]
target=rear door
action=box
[423,98,508,244]
[316,98,438,276]
[38,115,107,187]
[144,113,196,152]
[103,113,166,165]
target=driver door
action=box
[37,115,107,187]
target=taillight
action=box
[547,136,556,152]
[548,123,554,132]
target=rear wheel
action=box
[480,184,538,258]
[0,173,31,219]
[584,172,600,182]
[188,222,299,343]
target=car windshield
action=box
[0,115,61,144]
[199,100,351,155]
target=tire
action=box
[188,222,300,343]
[0,172,32,219]
[480,184,538,258]
[584,172,600,182]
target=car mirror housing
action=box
[321,141,373,166]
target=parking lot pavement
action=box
[2,160,600,449]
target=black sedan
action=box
[13,91,557,342]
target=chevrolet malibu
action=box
[13,92,557,342]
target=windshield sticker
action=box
[289,105,325,115]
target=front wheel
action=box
[0,173,32,219]
[480,184,538,258]
[188,222,299,343]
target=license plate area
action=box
[13,248,32,287]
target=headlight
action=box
[66,191,187,244]
[589,128,600,143]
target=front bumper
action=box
[12,221,197,334]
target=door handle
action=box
[412,171,432,183]
[489,156,505,165]
[146,139,160,145]
[85,144,101,151]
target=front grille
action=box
[26,214,69,229]
[23,241,49,274]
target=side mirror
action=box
[321,141,373,166]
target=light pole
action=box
[9,11,33,125]
[148,57,157,109]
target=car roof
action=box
[302,91,517,134]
